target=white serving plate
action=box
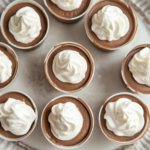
[0,0,150,150]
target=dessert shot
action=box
[0,42,18,90]
[44,42,94,93]
[85,0,138,51]
[99,92,150,144]
[0,91,38,141]
[41,95,94,149]
[0,0,49,50]
[44,0,92,23]
[121,44,150,94]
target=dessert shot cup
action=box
[0,0,49,50]
[121,44,150,94]
[41,95,94,149]
[44,0,93,23]
[44,42,95,93]
[85,0,138,51]
[0,42,18,90]
[98,92,150,145]
[0,90,38,141]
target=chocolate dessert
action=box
[100,94,149,143]
[41,96,94,146]
[2,3,48,47]
[85,0,137,50]
[0,46,18,89]
[44,42,94,92]
[121,44,150,94]
[45,0,90,18]
[0,91,35,139]
[44,0,92,24]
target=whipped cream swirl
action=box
[52,50,87,84]
[51,0,83,11]
[104,98,145,136]
[0,98,36,135]
[0,50,12,83]
[9,7,42,44]
[48,102,83,140]
[129,47,150,86]
[91,5,129,41]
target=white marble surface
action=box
[0,0,150,150]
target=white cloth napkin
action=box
[0,138,37,150]
[124,0,150,28]
[0,0,13,14]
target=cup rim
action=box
[44,0,93,21]
[85,0,138,50]
[44,41,95,93]
[41,94,94,149]
[0,0,50,50]
[98,92,150,144]
[0,90,38,141]
[0,42,19,90]
[121,44,150,94]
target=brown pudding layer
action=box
[100,94,149,142]
[0,46,16,89]
[86,0,137,49]
[46,44,92,91]
[0,92,35,139]
[3,3,47,47]
[122,44,150,94]
[45,0,91,18]
[42,96,92,146]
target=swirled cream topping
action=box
[0,50,12,83]
[52,50,87,84]
[91,5,129,41]
[0,98,36,135]
[48,102,83,140]
[9,7,42,44]
[129,47,150,86]
[104,98,145,136]
[51,0,83,11]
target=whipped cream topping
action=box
[0,98,36,135]
[52,50,87,84]
[9,7,42,44]
[129,47,150,86]
[48,102,83,140]
[104,98,145,136]
[51,0,83,11]
[91,5,129,41]
[0,50,12,83]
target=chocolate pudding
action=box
[100,94,149,143]
[45,0,90,18]
[122,44,150,94]
[85,0,137,50]
[41,96,94,146]
[0,92,35,139]
[2,3,48,47]
[0,46,18,89]
[44,42,94,92]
